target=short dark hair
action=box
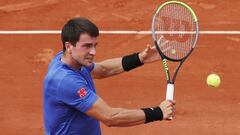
[61,17,99,52]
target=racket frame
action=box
[152,1,199,100]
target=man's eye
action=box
[84,45,91,48]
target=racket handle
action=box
[166,83,174,120]
[166,83,174,100]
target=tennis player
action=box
[43,17,175,135]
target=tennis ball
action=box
[171,49,176,54]
[206,74,221,88]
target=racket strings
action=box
[154,4,197,60]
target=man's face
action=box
[70,33,98,67]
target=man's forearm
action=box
[86,97,167,128]
[92,53,144,79]
[101,108,146,127]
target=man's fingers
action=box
[160,99,176,120]
[171,100,176,105]
[145,44,151,52]
[166,100,176,105]
[165,100,175,107]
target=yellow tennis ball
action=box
[171,49,176,54]
[206,74,221,88]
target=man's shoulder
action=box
[46,66,85,83]
[43,67,87,96]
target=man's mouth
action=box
[86,57,93,62]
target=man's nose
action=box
[89,47,96,55]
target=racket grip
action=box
[166,83,174,120]
[166,83,174,100]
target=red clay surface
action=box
[0,0,240,135]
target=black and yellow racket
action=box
[152,1,199,101]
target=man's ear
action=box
[65,42,73,54]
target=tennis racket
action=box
[152,1,199,101]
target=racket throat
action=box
[166,83,174,100]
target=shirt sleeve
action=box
[58,75,98,112]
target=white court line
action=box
[0,30,240,34]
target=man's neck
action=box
[61,52,82,70]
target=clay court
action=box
[0,0,240,135]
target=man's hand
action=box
[138,44,161,64]
[159,100,176,120]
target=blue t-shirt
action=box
[43,51,100,135]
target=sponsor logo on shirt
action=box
[77,88,87,98]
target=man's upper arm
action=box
[91,63,107,79]
[58,76,98,112]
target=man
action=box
[43,17,175,135]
